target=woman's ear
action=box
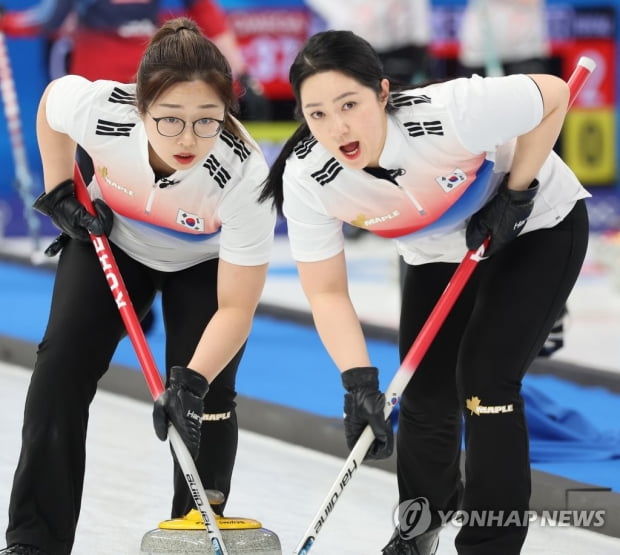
[379,78,390,105]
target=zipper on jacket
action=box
[396,183,426,216]
[145,183,158,214]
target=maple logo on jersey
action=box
[97,166,135,197]
[177,210,205,232]
[351,210,401,228]
[435,169,467,193]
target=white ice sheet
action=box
[1,362,619,554]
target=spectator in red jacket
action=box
[0,0,270,119]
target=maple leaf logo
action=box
[466,396,481,415]
[350,214,368,228]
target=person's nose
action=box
[330,114,349,140]
[177,124,196,147]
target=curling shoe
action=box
[0,546,48,555]
[381,525,440,555]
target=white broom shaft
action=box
[168,427,229,555]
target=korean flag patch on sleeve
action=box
[177,209,205,232]
[435,168,466,193]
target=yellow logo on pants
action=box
[466,396,514,415]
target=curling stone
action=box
[140,509,281,554]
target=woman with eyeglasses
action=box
[2,17,275,555]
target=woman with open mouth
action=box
[260,29,589,555]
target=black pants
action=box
[397,201,589,554]
[6,239,242,554]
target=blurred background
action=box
[0,0,618,241]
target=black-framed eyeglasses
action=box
[149,114,224,138]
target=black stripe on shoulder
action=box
[220,130,250,162]
[293,136,318,159]
[95,119,136,137]
[403,120,444,138]
[390,93,432,107]
[203,154,232,189]
[108,87,136,105]
[310,157,343,186]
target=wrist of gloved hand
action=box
[465,173,538,257]
[152,366,209,460]
[342,366,394,460]
[33,179,114,241]
[341,365,380,391]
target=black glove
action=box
[466,174,538,257]
[153,366,209,460]
[33,179,114,241]
[342,366,394,460]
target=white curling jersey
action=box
[46,75,276,271]
[282,74,590,265]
